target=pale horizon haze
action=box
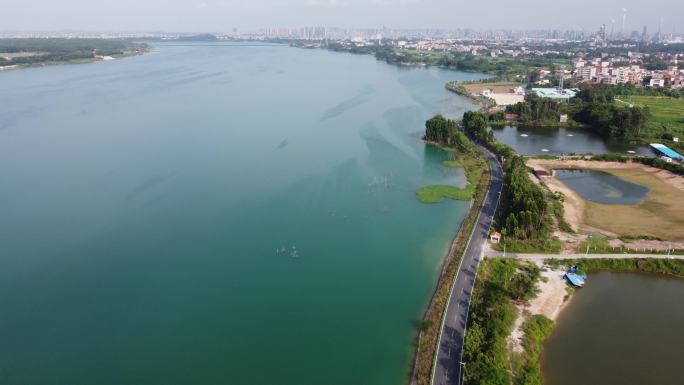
[2,0,681,33]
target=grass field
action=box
[581,168,684,241]
[616,95,684,143]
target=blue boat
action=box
[565,273,587,287]
[565,265,587,287]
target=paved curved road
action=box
[431,149,503,385]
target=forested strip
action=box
[462,259,547,385]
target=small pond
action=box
[554,169,650,205]
[490,126,652,156]
[543,272,684,385]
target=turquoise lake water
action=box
[0,43,485,384]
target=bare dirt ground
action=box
[508,261,569,353]
[463,81,520,94]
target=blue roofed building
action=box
[531,88,577,101]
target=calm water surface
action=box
[491,125,651,155]
[543,272,684,385]
[554,169,650,204]
[0,43,485,384]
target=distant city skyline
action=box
[3,0,681,33]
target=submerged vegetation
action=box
[418,115,485,204]
[417,157,485,204]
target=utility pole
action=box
[585,234,592,258]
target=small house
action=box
[490,232,502,244]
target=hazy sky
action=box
[3,0,680,33]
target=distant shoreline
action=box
[0,49,149,72]
[0,39,150,73]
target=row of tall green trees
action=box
[505,94,563,125]
[424,114,478,154]
[463,111,495,143]
[572,102,648,138]
[459,111,557,248]
[571,84,650,139]
[499,156,551,239]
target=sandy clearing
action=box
[489,93,525,106]
[508,261,570,353]
[463,82,520,94]
[543,176,584,232]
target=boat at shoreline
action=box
[565,266,587,287]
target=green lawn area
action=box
[616,95,684,144]
[416,156,484,204]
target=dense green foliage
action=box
[0,38,145,66]
[574,84,616,103]
[506,94,563,126]
[572,101,649,139]
[463,111,495,143]
[424,115,457,145]
[546,258,684,277]
[462,259,542,385]
[515,315,555,385]
[499,156,550,239]
[559,84,654,141]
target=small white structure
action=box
[650,78,665,88]
[560,114,569,123]
[490,231,502,244]
[482,89,493,97]
[661,156,674,163]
